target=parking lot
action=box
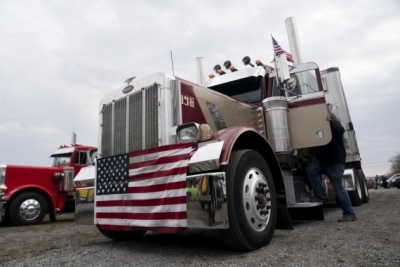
[0,189,399,267]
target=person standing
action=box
[306,113,357,222]
[374,175,379,189]
[381,175,388,189]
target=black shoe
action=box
[307,197,322,203]
[338,216,357,222]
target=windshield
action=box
[272,69,320,97]
[209,76,263,103]
[52,153,72,167]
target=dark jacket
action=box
[315,118,346,165]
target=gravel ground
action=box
[0,189,399,267]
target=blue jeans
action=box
[306,159,356,217]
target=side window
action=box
[292,71,319,95]
[90,150,98,163]
[74,152,88,165]
[272,69,320,97]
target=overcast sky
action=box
[0,0,399,177]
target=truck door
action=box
[268,62,332,149]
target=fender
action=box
[214,126,284,189]
[8,184,61,214]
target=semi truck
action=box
[74,18,368,250]
[0,144,97,225]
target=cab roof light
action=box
[242,56,254,67]
[223,60,238,72]
[255,59,274,74]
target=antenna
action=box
[170,51,175,75]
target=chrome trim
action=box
[75,187,95,225]
[141,87,146,150]
[0,165,6,201]
[186,172,228,229]
[75,172,227,228]
[171,79,182,126]
[188,141,224,173]
[343,169,355,191]
[0,164,6,185]
[282,170,322,208]
[74,165,95,225]
[63,167,75,192]
[263,97,292,154]
[0,201,5,222]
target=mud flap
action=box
[288,205,325,221]
[276,198,294,230]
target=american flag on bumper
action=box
[95,143,193,233]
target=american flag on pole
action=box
[272,36,294,63]
[95,142,193,234]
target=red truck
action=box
[0,144,97,225]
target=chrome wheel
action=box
[19,198,41,221]
[242,167,271,232]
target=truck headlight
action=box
[177,123,212,143]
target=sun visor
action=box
[201,66,266,88]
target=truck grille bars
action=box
[101,84,159,157]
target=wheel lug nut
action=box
[259,183,267,188]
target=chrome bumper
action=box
[75,187,95,225]
[75,172,228,229]
[0,201,6,222]
[186,172,228,229]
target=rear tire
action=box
[9,192,47,225]
[348,171,363,207]
[357,169,369,203]
[218,150,277,251]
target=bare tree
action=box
[389,152,400,174]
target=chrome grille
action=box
[114,98,127,155]
[128,91,143,152]
[145,85,159,148]
[101,104,113,157]
[101,84,159,157]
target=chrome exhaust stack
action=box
[285,17,303,64]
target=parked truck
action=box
[0,144,97,225]
[74,18,368,250]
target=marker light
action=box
[256,59,273,74]
[229,66,238,72]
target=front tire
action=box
[218,150,277,251]
[9,192,47,225]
